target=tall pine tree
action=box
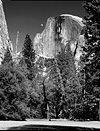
[82,0,100,98]
[22,34,36,80]
[79,0,100,120]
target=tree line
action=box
[0,0,100,121]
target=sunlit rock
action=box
[0,0,13,64]
[34,14,85,70]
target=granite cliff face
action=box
[0,0,13,64]
[34,14,85,70]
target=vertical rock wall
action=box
[34,17,56,58]
[0,0,13,64]
[34,14,85,70]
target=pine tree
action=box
[1,46,13,65]
[82,0,100,98]
[80,0,100,120]
[22,34,36,80]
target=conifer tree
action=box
[79,0,100,120]
[82,0,100,98]
[22,34,36,80]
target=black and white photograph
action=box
[0,0,100,130]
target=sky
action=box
[2,0,86,53]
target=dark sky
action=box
[2,0,86,53]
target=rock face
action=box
[34,14,85,70]
[0,0,13,64]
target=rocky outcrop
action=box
[34,14,85,70]
[34,17,55,58]
[0,0,13,64]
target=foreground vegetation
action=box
[0,0,100,121]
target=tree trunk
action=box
[42,80,48,118]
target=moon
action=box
[41,24,43,26]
